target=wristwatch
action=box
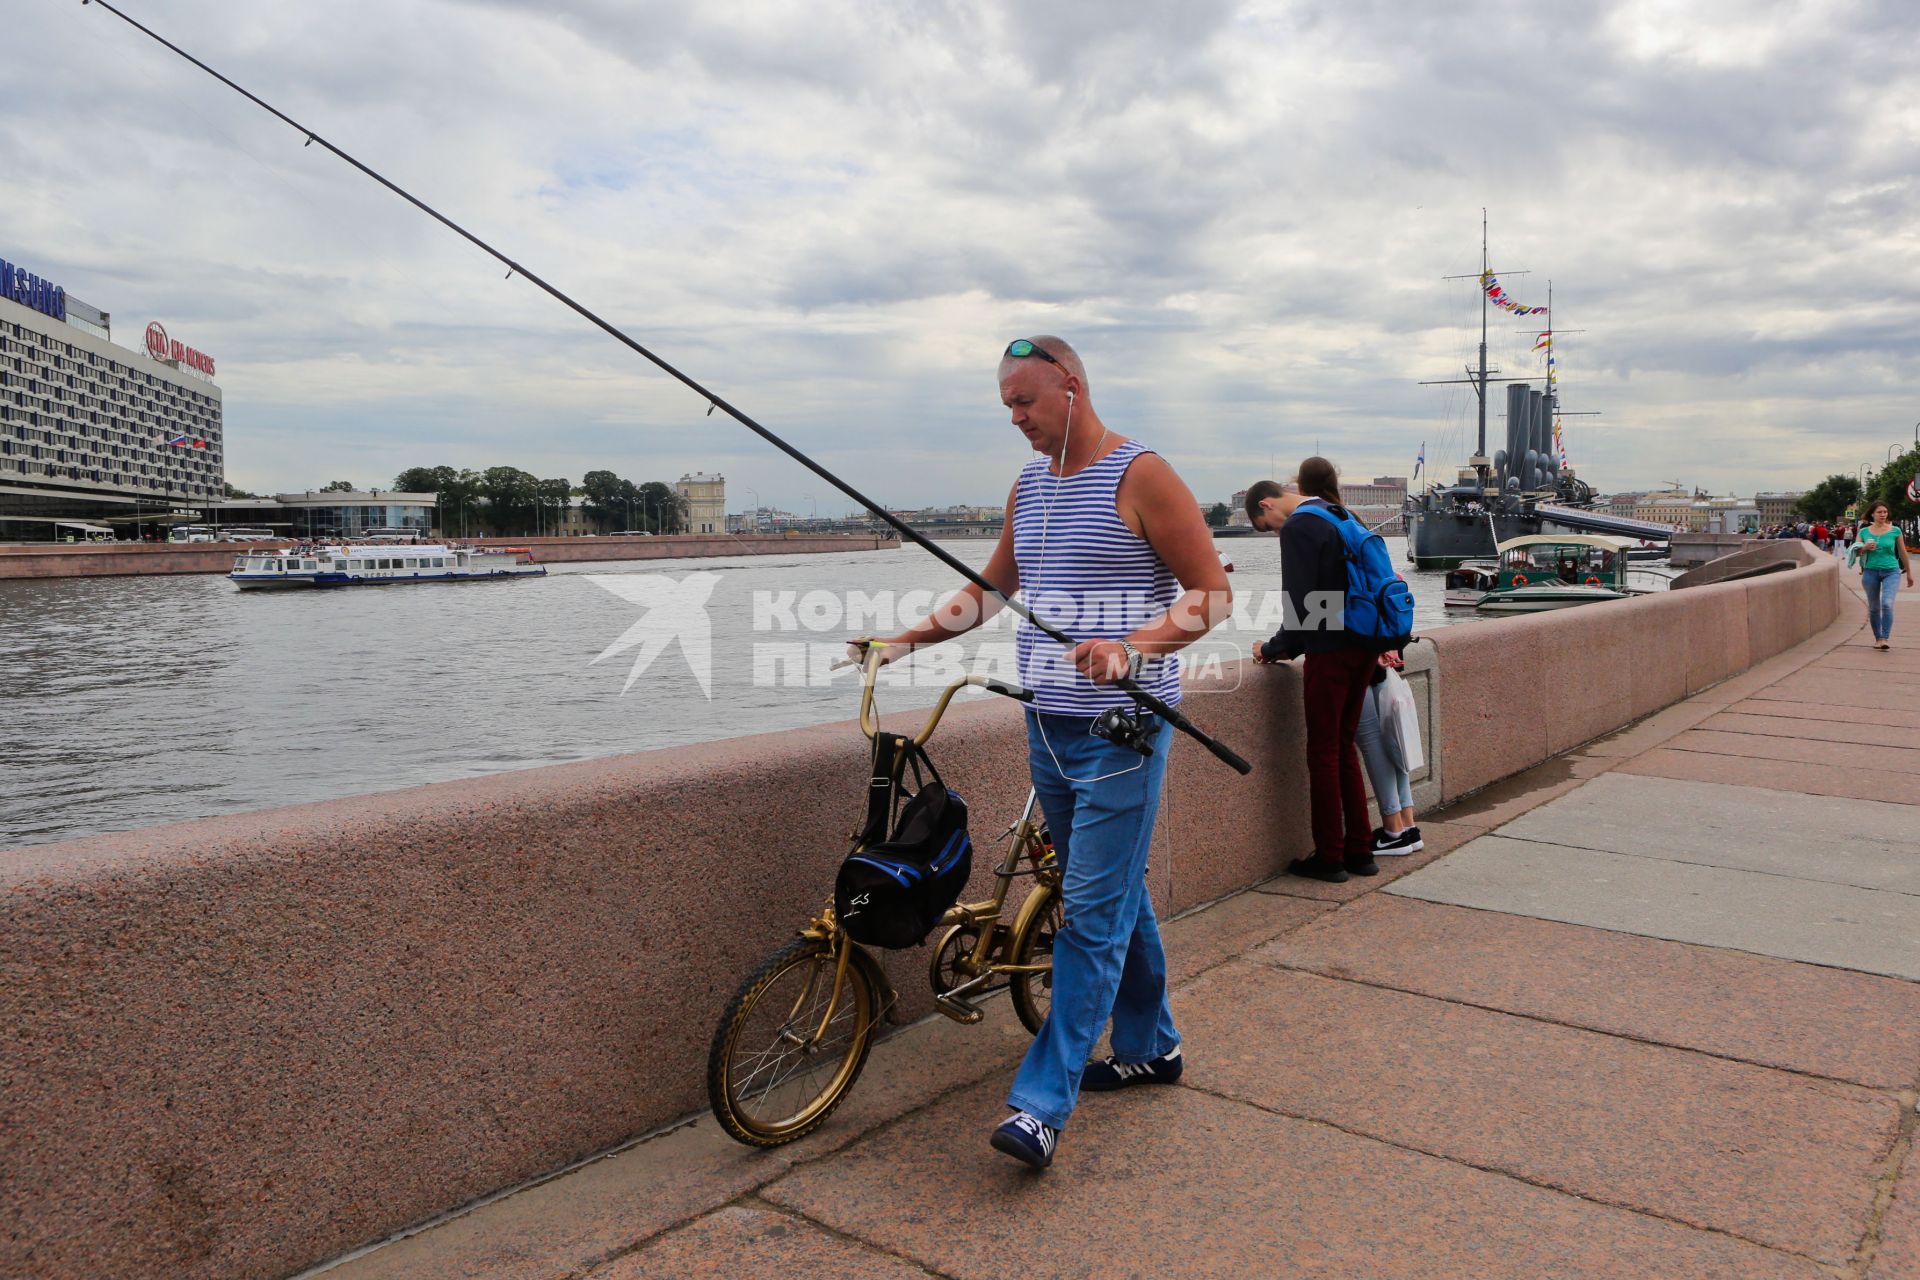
[1117,639,1145,678]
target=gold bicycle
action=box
[707,644,1061,1147]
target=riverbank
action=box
[0,531,900,579]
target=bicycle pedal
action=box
[933,993,985,1025]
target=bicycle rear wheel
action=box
[707,935,878,1146]
[1007,881,1061,1036]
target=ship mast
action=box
[1474,210,1490,486]
[1423,211,1530,494]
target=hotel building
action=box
[0,251,223,531]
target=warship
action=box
[1404,221,1673,569]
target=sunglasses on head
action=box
[1004,338,1064,369]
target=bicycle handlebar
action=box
[848,642,1249,773]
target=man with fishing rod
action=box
[851,336,1231,1169]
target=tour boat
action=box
[1461,534,1635,612]
[228,542,545,590]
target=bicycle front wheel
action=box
[707,936,879,1146]
[1007,881,1062,1036]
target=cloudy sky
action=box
[6,0,1917,511]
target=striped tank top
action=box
[1011,437,1182,714]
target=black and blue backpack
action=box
[1295,503,1415,649]
[833,731,971,949]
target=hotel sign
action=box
[145,322,216,377]
[0,255,67,324]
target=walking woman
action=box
[1852,502,1914,650]
[1246,458,1380,883]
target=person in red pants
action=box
[1246,459,1380,883]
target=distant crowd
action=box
[1763,520,1872,552]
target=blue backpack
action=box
[1295,504,1415,648]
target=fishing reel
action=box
[1090,706,1156,757]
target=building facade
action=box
[1606,492,1646,520]
[0,257,223,532]
[675,472,725,534]
[208,491,435,538]
[1756,492,1804,526]
[1340,475,1409,536]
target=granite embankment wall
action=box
[0,546,1841,1280]
[0,532,899,579]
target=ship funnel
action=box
[1528,390,1548,487]
[1504,384,1530,486]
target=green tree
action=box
[637,480,681,533]
[392,467,447,494]
[392,466,477,537]
[1205,502,1230,528]
[581,469,628,532]
[319,479,356,492]
[1793,474,1861,523]
[480,466,540,535]
[537,477,572,536]
[441,468,483,538]
[223,481,260,499]
[1868,446,1920,526]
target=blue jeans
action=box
[1355,688,1414,815]
[1008,712,1179,1131]
[1864,567,1900,640]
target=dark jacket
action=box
[1260,500,1368,659]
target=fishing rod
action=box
[80,0,1251,775]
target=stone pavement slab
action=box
[1747,676,1909,712]
[1667,727,1920,770]
[1175,962,1900,1264]
[1723,698,1920,730]
[1251,818,1488,903]
[1253,894,1920,1089]
[1618,747,1920,804]
[1492,772,1920,891]
[1820,648,1920,673]
[591,1205,934,1279]
[1388,834,1920,979]
[303,1117,790,1280]
[1705,710,1920,749]
[1869,1134,1920,1280]
[761,1076,1826,1280]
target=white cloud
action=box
[5,0,1917,511]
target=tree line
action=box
[1795,445,1920,524]
[390,466,688,536]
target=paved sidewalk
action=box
[315,593,1920,1280]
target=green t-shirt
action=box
[1857,528,1904,571]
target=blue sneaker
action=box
[991,1110,1059,1169]
[1081,1048,1183,1092]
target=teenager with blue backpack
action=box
[1246,458,1415,883]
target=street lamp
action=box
[744,485,759,532]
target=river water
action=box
[1,536,1483,849]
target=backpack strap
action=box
[856,732,913,848]
[1292,503,1349,529]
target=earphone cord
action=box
[1031,397,1139,786]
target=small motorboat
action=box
[1443,560,1499,608]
